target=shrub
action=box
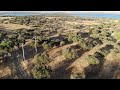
[72,34,82,42]
[0,39,14,51]
[32,52,51,79]
[78,40,90,51]
[36,52,50,64]
[93,52,105,61]
[70,72,86,79]
[42,42,52,50]
[97,49,109,57]
[32,64,52,79]
[57,29,62,36]
[114,32,120,41]
[62,47,78,60]
[60,41,65,46]
[85,55,100,65]
[67,32,74,42]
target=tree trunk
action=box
[22,43,25,60]
[35,36,38,53]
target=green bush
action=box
[114,32,120,41]
[78,40,91,51]
[60,41,65,46]
[70,73,86,79]
[35,52,50,64]
[85,55,100,65]
[32,64,51,79]
[67,32,74,42]
[62,47,78,60]
[0,39,14,51]
[32,52,51,79]
[97,49,109,57]
[42,42,52,50]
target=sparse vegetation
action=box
[0,13,120,79]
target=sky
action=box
[1,11,120,15]
[1,11,120,18]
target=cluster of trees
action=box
[67,32,83,43]
[89,25,113,44]
[9,16,48,26]
[114,31,120,41]
[0,28,28,62]
[32,52,52,79]
[67,32,98,51]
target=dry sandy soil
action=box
[65,20,100,25]
[0,23,31,30]
[0,16,14,20]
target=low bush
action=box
[62,47,78,60]
[85,55,100,65]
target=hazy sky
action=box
[0,11,120,15]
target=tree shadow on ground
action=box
[50,49,86,79]
[98,62,120,79]
[85,45,115,79]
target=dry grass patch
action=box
[0,23,31,30]
[0,17,14,20]
[0,66,12,78]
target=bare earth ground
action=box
[0,17,14,20]
[0,24,31,30]
[48,42,78,70]
[65,20,100,26]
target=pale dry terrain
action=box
[0,16,14,20]
[0,23,31,30]
[0,16,119,79]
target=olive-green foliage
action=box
[0,32,7,41]
[36,36,43,41]
[0,32,4,39]
[97,49,109,57]
[0,39,14,51]
[35,52,50,64]
[32,52,51,79]
[111,45,120,53]
[70,73,86,79]
[67,32,74,42]
[90,29,101,39]
[72,33,83,43]
[42,42,52,50]
[32,64,51,79]
[85,55,100,65]
[78,39,92,51]
[62,47,78,60]
[73,25,83,29]
[114,32,120,41]
[60,41,65,46]
[90,29,112,44]
[67,32,83,43]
